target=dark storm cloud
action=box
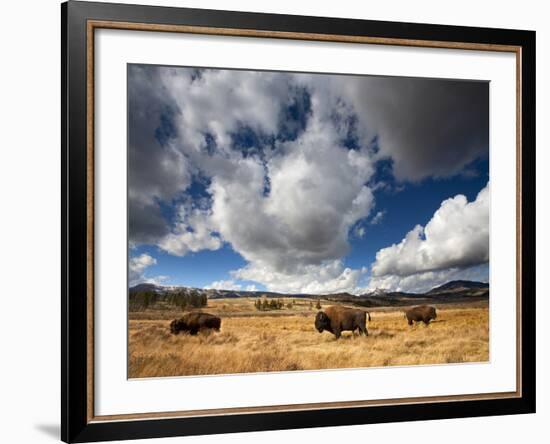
[128,199,168,245]
[127,65,191,245]
[339,76,489,182]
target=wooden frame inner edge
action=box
[85,19,523,423]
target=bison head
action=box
[170,318,188,335]
[315,311,330,333]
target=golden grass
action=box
[128,299,489,378]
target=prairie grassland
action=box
[128,298,489,378]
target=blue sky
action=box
[128,65,489,294]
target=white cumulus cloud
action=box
[234,261,367,295]
[206,280,243,291]
[158,205,222,256]
[369,183,489,288]
[129,253,158,286]
[148,70,377,292]
[366,264,489,294]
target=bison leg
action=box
[333,328,342,339]
[408,319,413,326]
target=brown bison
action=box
[315,306,371,339]
[405,305,437,326]
[170,312,221,335]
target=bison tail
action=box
[366,312,371,322]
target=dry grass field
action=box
[128,298,489,378]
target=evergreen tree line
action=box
[254,298,285,311]
[167,290,207,309]
[253,298,322,311]
[129,290,159,310]
[129,289,207,310]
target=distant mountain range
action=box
[427,280,488,294]
[129,279,489,308]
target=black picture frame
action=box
[62,1,536,442]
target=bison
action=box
[404,305,437,326]
[315,305,371,339]
[170,312,221,335]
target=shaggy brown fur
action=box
[405,305,437,326]
[170,312,221,335]
[315,306,370,339]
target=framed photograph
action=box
[62,1,535,442]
